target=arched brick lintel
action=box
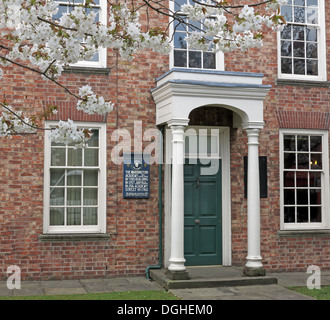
[275,110,329,130]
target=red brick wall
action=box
[0,0,169,280]
[0,0,330,280]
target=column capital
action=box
[242,121,264,131]
[167,118,190,128]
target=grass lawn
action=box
[0,290,180,300]
[289,286,330,300]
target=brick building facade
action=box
[0,0,329,280]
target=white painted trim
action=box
[43,121,107,234]
[277,0,327,81]
[164,126,231,267]
[279,129,329,230]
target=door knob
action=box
[195,178,199,188]
[195,219,200,224]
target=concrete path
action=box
[1,266,328,300]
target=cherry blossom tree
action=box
[0,0,287,146]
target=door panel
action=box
[184,159,222,265]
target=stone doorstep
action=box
[149,269,278,290]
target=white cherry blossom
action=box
[0,0,288,146]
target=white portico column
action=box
[243,126,265,276]
[167,120,190,280]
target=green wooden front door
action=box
[184,159,222,265]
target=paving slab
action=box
[169,284,315,300]
[43,287,87,296]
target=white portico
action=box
[151,68,271,278]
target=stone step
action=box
[149,267,278,290]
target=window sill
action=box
[39,233,111,242]
[63,66,111,75]
[276,78,330,88]
[277,230,330,237]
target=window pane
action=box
[307,60,318,75]
[284,153,296,169]
[51,148,66,166]
[284,206,295,223]
[306,28,317,42]
[84,170,98,186]
[67,169,82,186]
[310,172,321,187]
[307,8,318,24]
[284,171,295,187]
[294,0,305,5]
[203,52,216,69]
[293,26,304,41]
[297,189,308,205]
[293,42,305,58]
[175,0,187,11]
[67,207,81,225]
[307,0,318,6]
[281,6,293,22]
[281,58,292,74]
[281,41,292,56]
[50,188,65,206]
[84,188,98,205]
[311,153,322,169]
[296,171,308,187]
[310,189,321,205]
[281,25,292,40]
[306,43,317,59]
[68,148,82,166]
[50,169,65,186]
[294,6,305,23]
[174,50,187,67]
[310,136,322,151]
[84,148,99,166]
[297,207,308,222]
[297,135,308,151]
[189,51,202,68]
[310,207,321,222]
[298,153,309,169]
[284,189,295,205]
[188,20,201,32]
[174,33,187,49]
[294,59,305,74]
[83,208,98,225]
[50,208,64,226]
[284,135,296,151]
[174,19,186,32]
[67,188,81,205]
[88,130,99,147]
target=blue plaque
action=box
[123,153,150,199]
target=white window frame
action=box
[43,121,107,234]
[169,0,224,71]
[54,0,107,69]
[277,0,327,81]
[280,129,329,230]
